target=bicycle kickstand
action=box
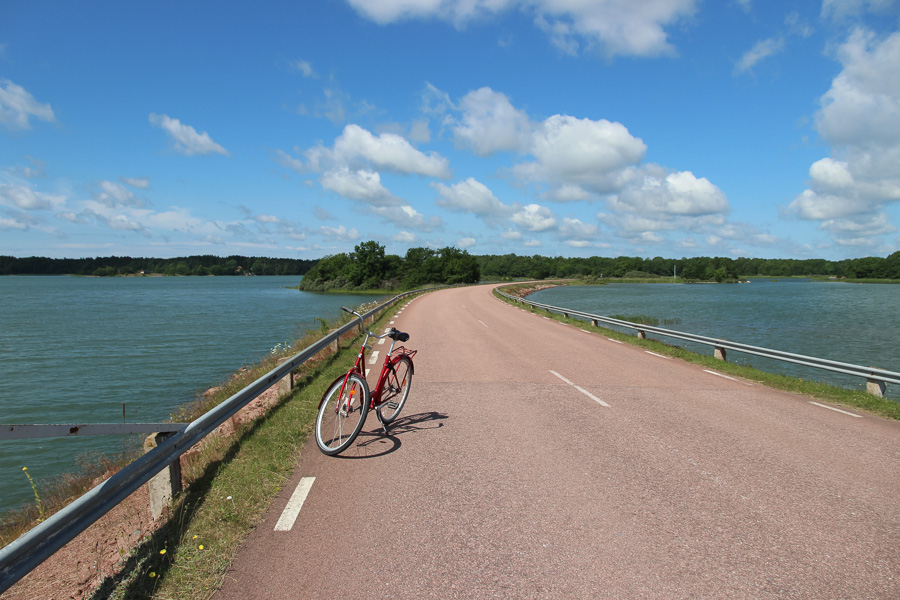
[375,409,389,435]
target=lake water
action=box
[530,279,898,399]
[0,276,382,513]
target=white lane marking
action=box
[580,329,591,333]
[809,402,863,418]
[607,338,623,344]
[477,319,489,328]
[274,477,316,531]
[543,317,552,320]
[645,351,671,359]
[378,337,386,345]
[549,370,611,408]
[389,321,395,325]
[365,368,370,377]
[368,351,380,365]
[703,369,751,385]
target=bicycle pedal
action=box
[386,402,399,409]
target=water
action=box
[530,279,899,398]
[0,276,382,513]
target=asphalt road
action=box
[214,285,900,599]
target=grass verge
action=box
[494,286,900,421]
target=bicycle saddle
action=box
[388,328,409,342]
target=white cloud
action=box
[433,178,512,217]
[511,203,557,232]
[320,224,360,241]
[453,87,532,155]
[515,114,646,193]
[345,0,698,58]
[789,28,900,245]
[0,79,55,130]
[332,124,451,178]
[457,236,476,248]
[95,180,145,208]
[321,167,400,206]
[611,168,729,217]
[370,204,442,231]
[0,216,27,230]
[120,177,150,189]
[393,231,417,243]
[734,37,785,74]
[292,58,317,77]
[148,113,230,156]
[0,183,65,211]
[822,0,899,21]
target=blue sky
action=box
[2,0,899,260]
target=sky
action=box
[1,1,899,261]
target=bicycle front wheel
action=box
[315,372,369,455]
[376,355,413,424]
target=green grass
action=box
[494,285,900,421]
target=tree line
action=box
[0,255,318,277]
[476,251,900,282]
[3,249,898,284]
[298,241,481,291]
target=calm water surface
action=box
[530,279,898,398]
[0,276,381,512]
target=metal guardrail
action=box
[498,290,900,390]
[1,423,188,440]
[0,288,428,593]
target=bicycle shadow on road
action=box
[338,411,449,459]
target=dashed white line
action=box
[809,401,863,418]
[274,477,315,531]
[378,337,386,345]
[549,370,610,407]
[477,319,489,328]
[645,351,671,360]
[607,338,623,344]
[368,351,380,365]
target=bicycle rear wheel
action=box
[315,372,369,455]
[376,355,413,424]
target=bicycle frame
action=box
[347,324,416,410]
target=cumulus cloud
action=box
[345,0,698,58]
[610,167,729,217]
[511,203,557,232]
[331,124,451,178]
[148,113,230,156]
[457,236,476,248]
[788,28,900,248]
[434,178,513,218]
[321,167,400,206]
[452,87,532,155]
[0,79,55,130]
[514,115,647,193]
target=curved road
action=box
[215,285,900,599]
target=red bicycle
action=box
[315,306,416,455]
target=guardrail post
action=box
[637,330,646,339]
[591,319,598,327]
[715,346,727,361]
[144,432,182,519]
[867,378,886,398]
[277,361,292,396]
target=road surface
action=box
[214,285,900,599]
